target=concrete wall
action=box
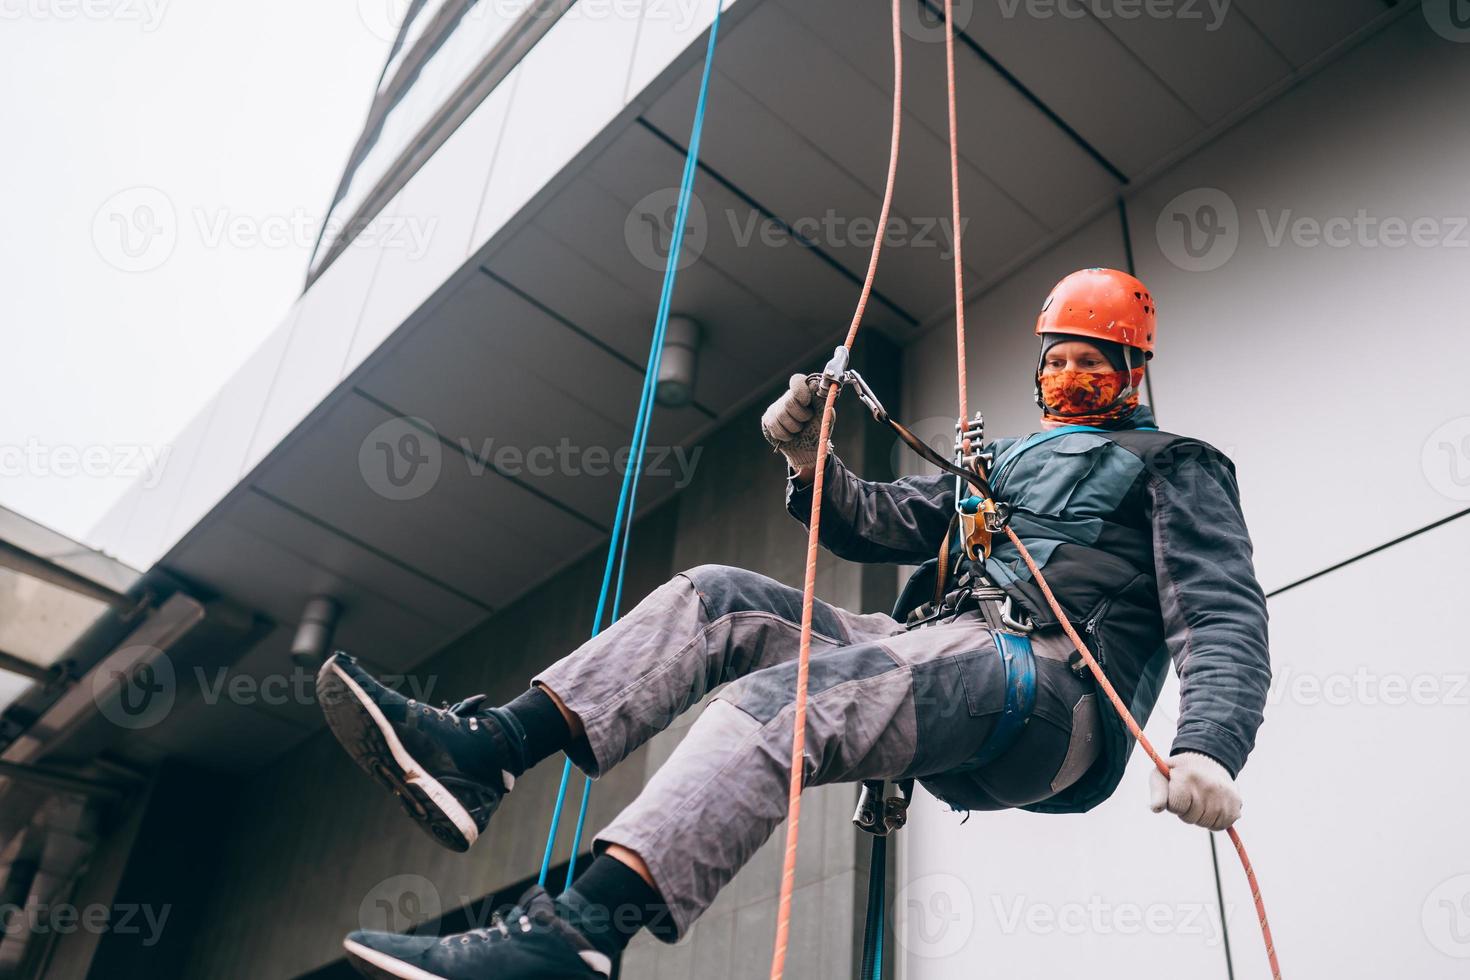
[898,10,1469,980]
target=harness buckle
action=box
[1000,595,1035,634]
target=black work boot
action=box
[343,885,612,980]
[316,653,525,852]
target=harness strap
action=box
[968,631,1038,769]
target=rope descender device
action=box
[825,350,1011,563]
[853,777,912,837]
[952,412,1010,561]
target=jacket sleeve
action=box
[785,454,954,565]
[1148,455,1272,778]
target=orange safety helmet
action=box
[1035,268,1156,357]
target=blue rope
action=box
[860,834,887,980]
[540,3,725,890]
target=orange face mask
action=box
[1038,366,1145,427]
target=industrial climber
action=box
[318,267,1272,980]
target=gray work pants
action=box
[535,564,1100,938]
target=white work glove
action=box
[760,373,827,470]
[1148,751,1242,832]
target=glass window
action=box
[315,0,535,273]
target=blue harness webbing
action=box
[969,630,1038,769]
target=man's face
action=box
[1040,340,1111,375]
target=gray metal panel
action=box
[1232,0,1388,68]
[250,393,594,609]
[774,0,1120,229]
[705,1,1043,291]
[120,692,314,772]
[1087,0,1292,123]
[640,63,949,319]
[941,0,1202,175]
[165,504,466,667]
[354,270,710,527]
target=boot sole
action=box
[343,939,446,980]
[318,658,478,853]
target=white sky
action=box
[0,0,400,546]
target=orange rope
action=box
[944,0,969,434]
[768,2,903,977]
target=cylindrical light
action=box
[656,315,702,407]
[290,596,339,668]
